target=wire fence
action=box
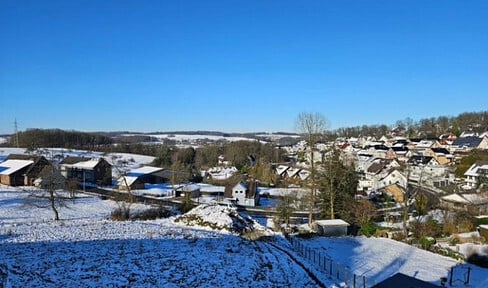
[288,236,373,288]
[287,236,475,288]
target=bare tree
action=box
[29,166,67,221]
[295,112,329,226]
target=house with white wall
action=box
[224,181,260,207]
[464,161,488,190]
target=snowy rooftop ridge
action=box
[0,159,34,175]
[62,158,102,169]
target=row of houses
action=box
[0,154,112,187]
[0,153,262,208]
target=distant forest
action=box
[333,110,488,138]
[3,110,488,149]
[1,110,487,185]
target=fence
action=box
[288,236,476,288]
[288,236,371,288]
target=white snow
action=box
[1,185,487,287]
[61,158,102,169]
[0,160,34,175]
[127,166,163,175]
[314,219,350,226]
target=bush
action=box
[110,204,131,221]
[419,236,436,250]
[475,217,488,226]
[449,237,460,246]
[132,207,172,220]
[359,222,378,237]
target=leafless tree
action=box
[27,166,67,221]
[295,112,329,226]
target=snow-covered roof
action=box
[465,162,488,177]
[276,165,289,175]
[126,166,163,177]
[117,176,138,187]
[0,159,34,175]
[314,219,350,226]
[441,194,471,204]
[462,194,488,205]
[286,167,301,178]
[298,170,310,180]
[416,140,434,148]
[183,184,200,192]
[62,158,102,169]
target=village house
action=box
[464,161,488,190]
[358,158,402,193]
[424,147,455,166]
[201,166,238,180]
[59,157,112,186]
[175,184,201,199]
[117,166,168,190]
[274,164,310,182]
[391,145,411,162]
[407,155,447,185]
[413,139,441,151]
[379,184,405,203]
[440,193,488,215]
[362,144,395,160]
[439,132,457,145]
[4,154,51,186]
[0,159,34,186]
[451,136,488,152]
[224,180,260,207]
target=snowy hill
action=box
[1,185,487,287]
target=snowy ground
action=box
[298,236,488,287]
[0,186,322,287]
[1,185,487,287]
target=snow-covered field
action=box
[1,185,487,287]
[0,186,323,287]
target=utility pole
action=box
[14,118,19,147]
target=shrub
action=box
[449,237,460,246]
[359,222,378,237]
[419,236,436,250]
[132,207,172,220]
[110,204,131,221]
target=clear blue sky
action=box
[1,0,487,134]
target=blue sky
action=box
[1,0,487,134]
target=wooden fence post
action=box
[329,260,333,277]
[449,266,453,286]
[465,267,471,285]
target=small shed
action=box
[175,184,201,198]
[313,219,349,236]
[118,166,167,190]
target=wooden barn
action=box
[59,157,112,186]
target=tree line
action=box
[3,128,113,149]
[334,110,488,138]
